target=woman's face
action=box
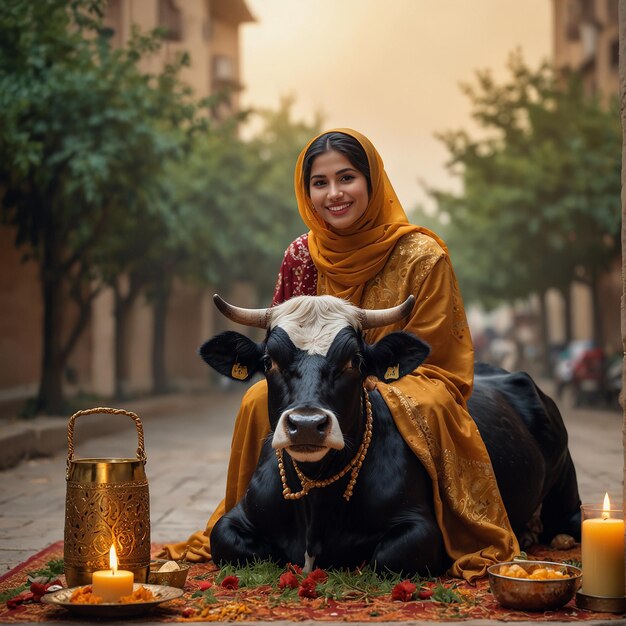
[308,150,369,230]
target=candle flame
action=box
[602,492,611,520]
[109,544,118,574]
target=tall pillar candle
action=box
[581,496,624,598]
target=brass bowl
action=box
[488,561,582,611]
[147,559,191,588]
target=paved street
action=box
[0,389,244,573]
[0,381,623,575]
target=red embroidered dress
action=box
[272,234,317,305]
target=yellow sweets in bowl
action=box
[499,563,568,580]
[488,560,582,611]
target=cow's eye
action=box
[263,355,274,372]
[343,354,363,372]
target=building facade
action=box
[553,0,618,100]
[549,0,620,354]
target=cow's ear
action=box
[363,332,430,382]
[198,331,264,382]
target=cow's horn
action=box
[213,294,271,329]
[358,295,415,329]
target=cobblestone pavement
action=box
[0,389,244,573]
[0,382,624,624]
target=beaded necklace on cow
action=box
[276,386,373,502]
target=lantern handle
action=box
[66,407,147,476]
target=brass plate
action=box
[576,591,626,614]
[41,583,183,618]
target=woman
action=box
[161,129,519,582]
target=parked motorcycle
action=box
[554,341,622,409]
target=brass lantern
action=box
[63,408,151,587]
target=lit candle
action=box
[581,493,625,597]
[92,544,134,603]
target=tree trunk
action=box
[618,0,626,596]
[113,274,143,400]
[590,269,606,351]
[36,268,66,415]
[151,279,171,394]
[113,284,129,400]
[538,290,552,378]
[562,285,573,346]
[34,212,97,415]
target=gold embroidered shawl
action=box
[295,128,447,304]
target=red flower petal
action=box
[7,591,34,609]
[220,575,239,590]
[308,568,328,583]
[391,580,416,602]
[298,578,318,599]
[198,580,213,591]
[29,582,47,596]
[279,571,299,589]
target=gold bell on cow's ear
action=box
[383,364,400,381]
[231,363,248,380]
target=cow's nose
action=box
[285,412,329,443]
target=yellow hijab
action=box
[294,128,446,304]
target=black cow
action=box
[201,294,581,576]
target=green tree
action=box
[430,53,620,366]
[244,98,323,299]
[104,99,319,396]
[0,0,206,412]
[168,97,321,303]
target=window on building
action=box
[566,0,597,41]
[213,55,235,83]
[211,55,238,119]
[159,0,183,41]
[579,21,598,61]
[566,0,582,40]
[104,0,122,47]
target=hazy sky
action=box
[239,0,552,211]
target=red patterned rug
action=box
[0,542,623,622]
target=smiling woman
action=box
[307,144,370,230]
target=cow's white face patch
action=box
[272,408,345,462]
[269,296,361,356]
[268,296,358,462]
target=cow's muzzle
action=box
[272,407,344,462]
